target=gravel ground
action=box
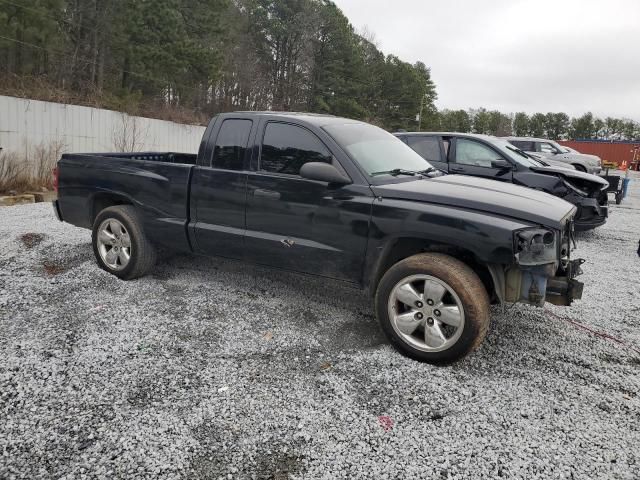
[1,172,639,480]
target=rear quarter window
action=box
[212,119,253,170]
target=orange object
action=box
[559,140,639,166]
[620,159,628,171]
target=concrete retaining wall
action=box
[0,95,206,155]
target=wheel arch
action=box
[367,236,497,302]
[89,191,135,226]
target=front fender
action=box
[362,199,534,291]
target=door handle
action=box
[253,188,281,200]
[450,166,464,172]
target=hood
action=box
[529,165,609,189]
[537,158,576,170]
[555,152,601,165]
[372,175,575,229]
[527,153,575,170]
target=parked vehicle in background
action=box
[559,145,609,167]
[395,132,609,231]
[54,112,586,364]
[556,145,603,165]
[504,137,602,174]
[562,146,581,154]
[527,152,576,170]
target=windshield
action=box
[549,140,566,152]
[487,137,540,168]
[323,123,432,176]
[525,155,548,166]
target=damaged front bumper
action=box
[489,260,584,307]
[573,196,608,231]
[488,220,585,307]
[545,261,585,306]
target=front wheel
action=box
[92,205,156,280]
[375,253,490,364]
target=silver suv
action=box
[504,137,601,174]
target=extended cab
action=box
[54,113,585,364]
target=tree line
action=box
[425,109,640,141]
[0,0,436,131]
[1,0,636,141]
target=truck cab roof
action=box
[215,111,364,128]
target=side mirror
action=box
[300,162,351,185]
[491,159,513,170]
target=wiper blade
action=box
[506,145,530,159]
[371,168,417,177]
[371,167,440,178]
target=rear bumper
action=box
[52,200,63,222]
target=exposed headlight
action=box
[562,179,588,196]
[514,228,558,266]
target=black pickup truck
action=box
[54,112,585,364]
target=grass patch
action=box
[0,142,63,194]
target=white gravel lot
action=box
[1,171,639,480]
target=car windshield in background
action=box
[488,138,540,168]
[324,123,432,176]
[548,140,565,151]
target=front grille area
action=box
[598,190,608,206]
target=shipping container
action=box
[559,140,640,169]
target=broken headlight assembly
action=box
[504,224,584,307]
[514,228,558,266]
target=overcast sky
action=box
[333,0,640,121]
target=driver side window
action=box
[453,139,502,168]
[260,122,332,175]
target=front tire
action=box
[375,253,490,364]
[92,205,156,280]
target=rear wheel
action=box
[92,205,156,279]
[375,253,490,364]
[573,164,587,172]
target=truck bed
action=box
[93,152,198,165]
[57,152,195,252]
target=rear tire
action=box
[375,253,490,364]
[92,205,156,280]
[573,164,587,172]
